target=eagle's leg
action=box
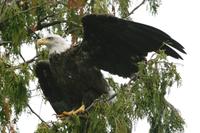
[58,105,85,118]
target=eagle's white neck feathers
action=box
[45,35,71,55]
[49,43,69,54]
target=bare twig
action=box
[19,52,39,71]
[0,40,12,46]
[85,93,117,111]
[126,0,146,18]
[12,55,39,69]
[107,93,117,101]
[36,20,67,30]
[27,104,47,124]
[85,99,101,111]
[19,53,26,62]
[38,13,56,23]
[23,55,39,64]
[26,26,40,39]
[2,54,38,69]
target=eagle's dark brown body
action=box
[35,46,108,113]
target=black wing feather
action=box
[81,14,186,77]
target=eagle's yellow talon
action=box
[57,105,85,118]
[74,105,85,114]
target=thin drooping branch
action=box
[26,26,41,39]
[38,13,56,23]
[86,93,117,111]
[126,0,146,18]
[22,55,39,64]
[36,20,67,30]
[20,48,39,64]
[19,53,26,62]
[0,40,12,46]
[27,104,47,124]
[1,54,39,69]
[27,19,68,35]
[20,53,47,124]
[28,57,39,65]
[85,99,101,111]
[12,55,39,69]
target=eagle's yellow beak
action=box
[37,38,49,45]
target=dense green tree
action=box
[0,0,185,132]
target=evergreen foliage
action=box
[0,0,184,132]
[35,53,185,133]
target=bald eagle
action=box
[35,14,186,115]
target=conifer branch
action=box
[0,0,6,15]
[0,4,43,25]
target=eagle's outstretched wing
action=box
[81,14,186,77]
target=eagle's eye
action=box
[47,37,54,40]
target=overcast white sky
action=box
[17,0,200,132]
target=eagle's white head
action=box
[36,35,71,55]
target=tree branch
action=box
[26,26,40,39]
[27,104,47,124]
[19,52,39,65]
[36,20,67,30]
[126,0,146,18]
[19,53,26,62]
[25,55,39,64]
[0,40,12,46]
[85,99,101,111]
[85,93,117,111]
[38,13,56,23]
[12,55,39,69]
